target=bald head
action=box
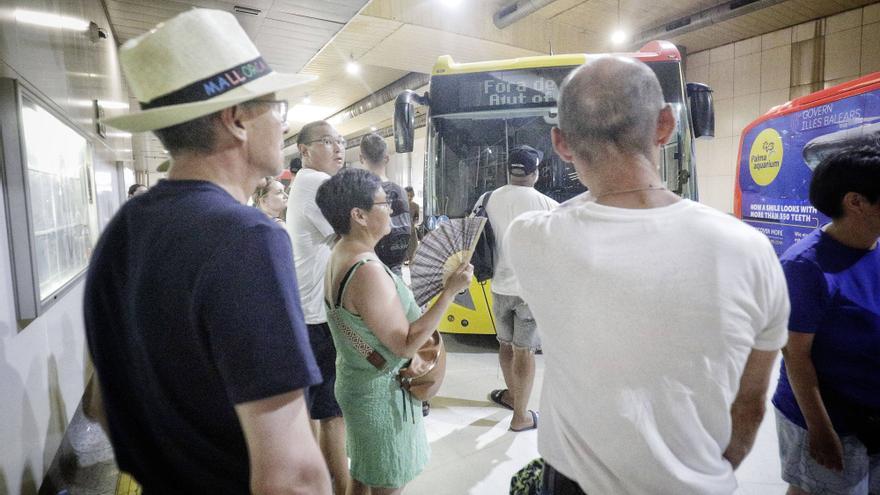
[557,56,668,163]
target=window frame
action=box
[0,78,97,321]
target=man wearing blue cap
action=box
[482,145,558,432]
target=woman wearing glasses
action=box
[251,175,288,224]
[316,168,472,495]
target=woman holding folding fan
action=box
[315,168,472,495]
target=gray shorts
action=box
[776,409,880,494]
[492,292,540,351]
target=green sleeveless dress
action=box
[325,259,429,488]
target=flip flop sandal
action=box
[509,410,539,432]
[489,389,514,410]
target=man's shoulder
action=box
[291,168,329,192]
[491,185,555,206]
[507,208,557,239]
[382,180,405,193]
[684,202,768,241]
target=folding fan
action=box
[410,217,486,306]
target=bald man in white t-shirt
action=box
[507,57,790,495]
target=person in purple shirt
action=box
[773,146,880,495]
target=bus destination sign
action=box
[431,67,574,115]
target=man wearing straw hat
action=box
[84,9,331,494]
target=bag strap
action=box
[331,258,389,370]
[472,190,493,218]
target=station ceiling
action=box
[101,0,877,168]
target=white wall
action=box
[0,0,129,493]
[687,3,880,213]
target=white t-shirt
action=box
[481,185,558,296]
[286,168,335,324]
[507,193,789,495]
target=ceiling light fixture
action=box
[14,9,90,31]
[611,0,627,45]
[370,126,377,131]
[302,95,311,105]
[441,0,463,8]
[346,56,360,75]
[288,104,334,123]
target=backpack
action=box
[375,182,412,268]
[510,458,544,495]
[470,190,495,282]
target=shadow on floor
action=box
[444,334,499,354]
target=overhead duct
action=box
[493,0,559,29]
[285,71,430,148]
[630,0,788,47]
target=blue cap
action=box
[508,145,544,177]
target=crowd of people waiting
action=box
[82,7,879,495]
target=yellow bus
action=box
[395,41,713,334]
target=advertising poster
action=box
[737,86,880,256]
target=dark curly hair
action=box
[810,145,880,219]
[316,168,382,235]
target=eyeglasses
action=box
[243,99,288,122]
[372,201,392,210]
[306,136,347,148]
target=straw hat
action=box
[103,9,314,132]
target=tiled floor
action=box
[408,333,789,495]
[47,333,789,495]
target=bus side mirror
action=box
[394,90,428,153]
[686,83,714,139]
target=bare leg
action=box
[786,486,810,495]
[509,346,536,430]
[498,342,515,407]
[347,477,370,495]
[371,486,403,495]
[320,416,350,495]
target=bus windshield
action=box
[429,103,689,218]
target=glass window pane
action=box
[20,97,93,300]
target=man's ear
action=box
[842,191,873,216]
[298,143,308,160]
[552,127,575,163]
[220,105,248,142]
[656,104,676,146]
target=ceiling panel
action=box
[104,0,369,76]
[359,23,543,74]
[105,0,880,172]
[270,0,367,24]
[667,0,877,53]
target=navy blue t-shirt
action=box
[772,227,880,433]
[84,180,321,494]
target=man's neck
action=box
[366,164,388,181]
[580,152,679,209]
[304,161,335,176]
[509,179,534,188]
[166,150,261,204]
[824,219,879,250]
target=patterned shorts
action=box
[776,409,880,494]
